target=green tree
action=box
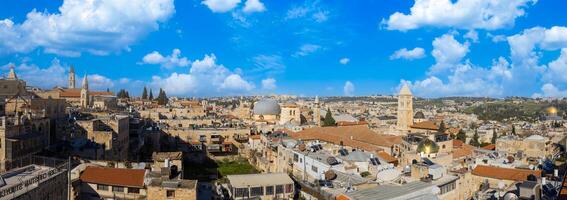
[142,86,148,99]
[323,108,335,126]
[469,129,480,147]
[511,125,516,135]
[157,88,168,105]
[456,129,466,143]
[491,128,497,144]
[438,121,446,133]
[149,89,154,100]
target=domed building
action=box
[414,111,426,123]
[252,99,281,124]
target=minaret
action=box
[7,66,17,80]
[68,65,76,89]
[80,75,89,108]
[397,84,413,132]
[314,96,321,127]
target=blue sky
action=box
[0,0,567,97]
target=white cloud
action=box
[243,0,265,13]
[0,0,175,56]
[88,74,115,91]
[532,83,567,98]
[151,54,255,96]
[508,26,567,65]
[261,78,277,90]
[119,78,131,84]
[1,59,67,88]
[221,74,255,91]
[384,0,536,31]
[141,49,190,68]
[464,30,479,43]
[390,47,425,60]
[294,44,321,56]
[487,33,507,43]
[430,34,470,74]
[313,11,329,23]
[343,81,355,96]
[285,1,329,23]
[202,0,241,13]
[252,55,285,74]
[545,49,567,83]
[339,58,350,65]
[404,58,513,97]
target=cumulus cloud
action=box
[150,54,255,96]
[261,78,277,90]
[339,58,350,65]
[88,74,115,91]
[0,0,175,56]
[294,44,321,56]
[243,0,265,13]
[384,0,536,31]
[343,81,355,96]
[202,0,241,13]
[1,59,67,88]
[533,84,567,98]
[390,47,425,60]
[141,49,190,68]
[430,34,470,74]
[403,26,567,98]
[464,30,479,43]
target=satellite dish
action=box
[529,164,534,170]
[498,181,506,190]
[503,192,518,200]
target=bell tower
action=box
[69,66,76,89]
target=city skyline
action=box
[1,0,567,98]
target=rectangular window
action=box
[276,185,284,194]
[128,187,140,194]
[250,186,264,197]
[265,186,274,195]
[112,186,124,192]
[311,165,318,173]
[167,190,175,198]
[293,154,299,162]
[234,188,249,197]
[97,184,108,191]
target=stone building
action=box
[79,166,147,199]
[75,114,130,160]
[0,157,69,200]
[397,84,413,132]
[279,103,300,125]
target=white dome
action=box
[253,99,281,115]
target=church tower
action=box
[7,66,17,80]
[313,96,321,127]
[68,66,76,89]
[80,75,89,108]
[397,84,413,131]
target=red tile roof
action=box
[472,165,541,181]
[80,166,146,188]
[58,88,113,98]
[410,121,439,131]
[481,144,496,150]
[289,126,402,152]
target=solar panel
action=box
[370,157,380,165]
[423,158,434,166]
[339,149,349,156]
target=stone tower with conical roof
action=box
[7,66,17,80]
[397,84,413,131]
[80,75,89,108]
[68,66,76,89]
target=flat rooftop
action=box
[0,164,65,200]
[227,173,293,188]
